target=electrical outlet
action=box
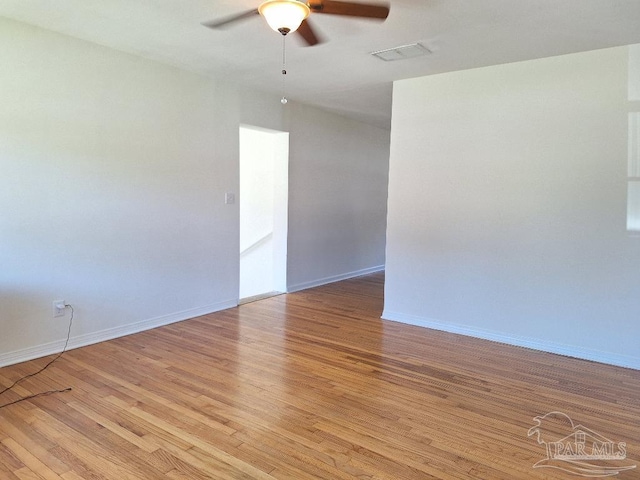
[53,300,66,318]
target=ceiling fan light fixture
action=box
[258,0,310,35]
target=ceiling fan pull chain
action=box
[281,35,288,105]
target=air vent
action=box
[370,43,431,62]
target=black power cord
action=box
[0,304,74,409]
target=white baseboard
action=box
[381,310,640,371]
[287,265,385,293]
[0,299,237,368]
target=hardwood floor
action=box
[1,272,638,479]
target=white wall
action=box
[286,103,390,291]
[0,17,243,365]
[384,46,640,369]
[0,17,390,366]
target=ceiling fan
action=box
[202,0,390,46]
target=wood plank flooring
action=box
[0,272,638,479]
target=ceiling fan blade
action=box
[308,0,389,20]
[201,8,259,29]
[296,19,323,46]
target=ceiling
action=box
[2,0,640,129]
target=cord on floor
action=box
[0,304,75,409]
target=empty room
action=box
[1,1,639,479]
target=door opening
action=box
[239,125,289,303]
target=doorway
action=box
[239,125,289,302]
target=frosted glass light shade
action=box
[259,0,310,34]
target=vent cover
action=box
[370,43,431,61]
